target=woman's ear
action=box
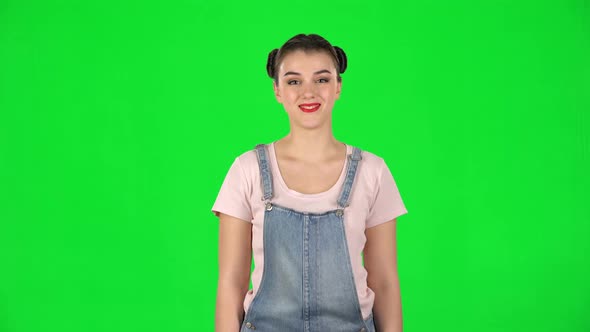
[273,80,282,103]
[336,80,342,100]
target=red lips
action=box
[299,103,321,113]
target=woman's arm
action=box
[364,219,403,332]
[215,212,252,332]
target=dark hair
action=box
[266,34,347,84]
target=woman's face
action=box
[273,50,341,130]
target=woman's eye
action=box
[287,80,299,85]
[317,78,330,83]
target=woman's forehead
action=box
[278,50,337,74]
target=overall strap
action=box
[255,144,273,202]
[336,146,362,209]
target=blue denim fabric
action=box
[240,144,375,332]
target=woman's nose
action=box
[301,82,316,97]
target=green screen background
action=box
[1,1,588,331]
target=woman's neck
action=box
[275,131,345,163]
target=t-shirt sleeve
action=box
[211,156,253,222]
[365,158,408,229]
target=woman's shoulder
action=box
[356,145,387,170]
[231,144,265,174]
[354,145,402,186]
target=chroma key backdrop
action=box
[0,1,588,331]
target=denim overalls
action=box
[240,143,376,332]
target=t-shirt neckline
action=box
[269,141,351,199]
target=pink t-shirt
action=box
[211,141,408,320]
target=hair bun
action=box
[333,46,347,74]
[266,49,279,78]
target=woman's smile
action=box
[299,103,321,113]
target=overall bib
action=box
[240,143,376,332]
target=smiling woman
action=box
[212,34,408,332]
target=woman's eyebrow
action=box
[283,69,332,76]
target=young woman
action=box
[212,33,408,332]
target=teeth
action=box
[302,105,319,109]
